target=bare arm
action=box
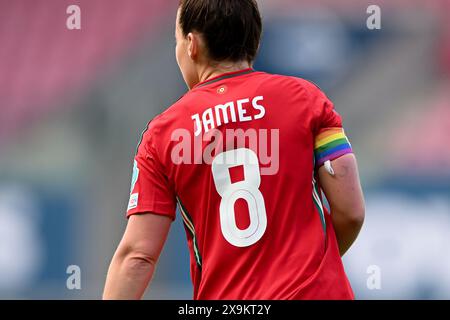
[103,213,172,299]
[318,154,365,256]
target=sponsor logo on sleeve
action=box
[128,193,139,211]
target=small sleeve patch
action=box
[127,193,139,211]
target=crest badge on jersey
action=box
[217,85,228,95]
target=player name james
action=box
[192,96,265,136]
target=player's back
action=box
[131,69,354,299]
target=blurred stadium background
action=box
[0,0,449,299]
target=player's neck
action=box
[197,61,251,85]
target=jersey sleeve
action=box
[126,121,177,220]
[308,82,353,168]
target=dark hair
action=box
[178,0,262,63]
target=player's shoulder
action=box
[261,72,325,96]
[243,71,327,106]
[257,73,333,122]
[145,95,189,132]
[139,92,196,149]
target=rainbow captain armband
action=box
[314,127,353,168]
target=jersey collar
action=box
[193,68,255,89]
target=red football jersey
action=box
[127,68,355,300]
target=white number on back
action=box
[212,148,267,247]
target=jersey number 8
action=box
[212,148,267,247]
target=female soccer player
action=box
[103,0,365,300]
